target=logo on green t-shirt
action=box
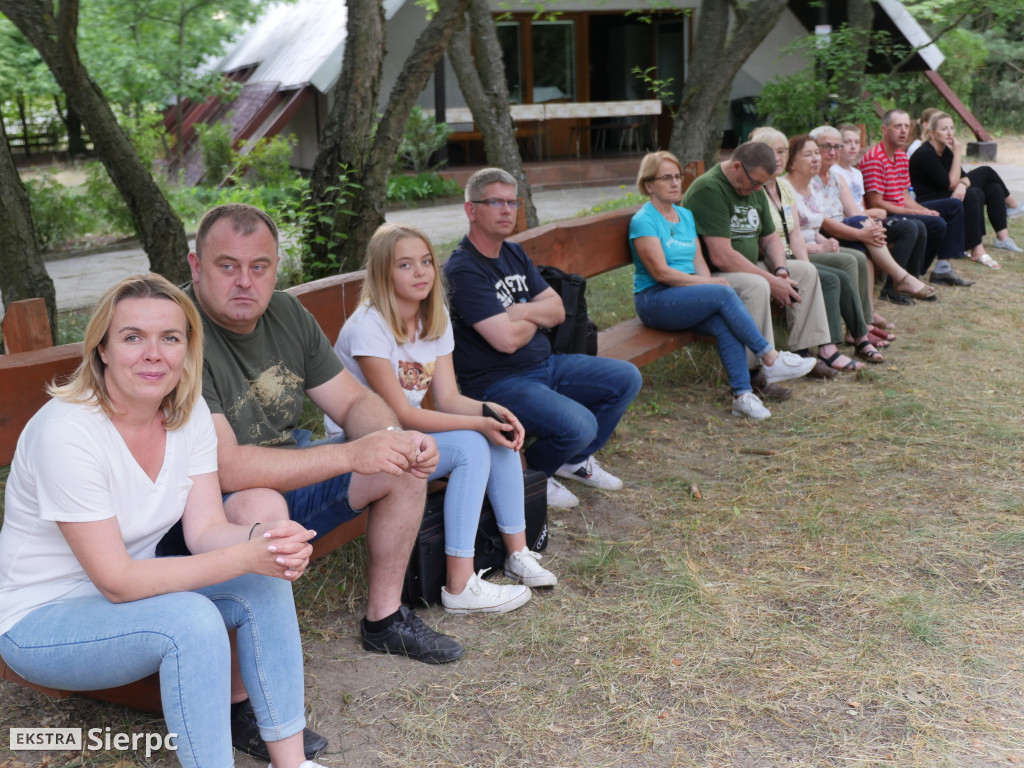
[730,205,761,237]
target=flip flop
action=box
[970,253,1001,269]
[818,350,863,372]
[855,340,885,363]
[894,277,939,300]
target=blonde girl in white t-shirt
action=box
[327,223,557,614]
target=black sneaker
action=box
[929,269,975,287]
[231,699,328,763]
[360,606,464,664]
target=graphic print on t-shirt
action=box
[494,273,530,309]
[227,362,305,446]
[730,205,761,237]
[398,360,435,395]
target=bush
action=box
[387,172,460,202]
[195,121,235,186]
[757,26,911,137]
[243,134,296,187]
[24,170,86,248]
[395,107,452,173]
[82,161,136,236]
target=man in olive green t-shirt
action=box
[683,142,830,394]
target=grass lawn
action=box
[3,216,1024,768]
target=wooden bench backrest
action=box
[508,206,640,277]
[508,160,704,276]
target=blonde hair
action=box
[924,111,953,142]
[911,108,942,143]
[361,223,449,344]
[49,274,204,430]
[636,151,682,196]
[749,126,787,147]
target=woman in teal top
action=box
[629,152,816,420]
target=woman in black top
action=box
[909,111,1024,266]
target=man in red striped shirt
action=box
[860,109,973,287]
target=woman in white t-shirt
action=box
[0,275,320,768]
[326,223,557,615]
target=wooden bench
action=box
[508,160,705,369]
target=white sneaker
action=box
[546,477,579,508]
[555,456,623,490]
[761,350,817,384]
[504,547,558,588]
[732,391,771,420]
[993,235,1023,253]
[441,570,531,614]
[1005,204,1024,220]
[270,762,331,768]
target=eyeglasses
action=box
[652,173,683,184]
[740,163,765,191]
[817,143,842,153]
[472,198,522,210]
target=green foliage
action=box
[243,134,297,187]
[387,172,461,202]
[395,107,452,173]
[632,65,678,118]
[83,162,136,235]
[78,0,270,119]
[578,190,644,216]
[967,24,1024,131]
[757,26,910,137]
[23,171,86,249]
[301,166,361,280]
[195,121,235,186]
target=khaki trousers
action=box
[721,259,831,368]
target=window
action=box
[531,21,576,103]
[496,22,523,104]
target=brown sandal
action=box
[895,274,938,301]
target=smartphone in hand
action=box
[482,403,515,445]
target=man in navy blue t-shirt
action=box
[444,168,642,509]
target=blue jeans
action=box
[283,430,360,540]
[429,430,525,557]
[481,354,642,477]
[0,574,304,768]
[634,282,770,394]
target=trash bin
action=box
[730,96,759,145]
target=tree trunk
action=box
[669,0,788,168]
[448,0,538,228]
[0,112,57,345]
[836,0,875,106]
[0,0,190,284]
[305,0,472,278]
[56,96,87,157]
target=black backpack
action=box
[537,265,598,356]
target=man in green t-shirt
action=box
[683,142,831,396]
[185,204,464,760]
